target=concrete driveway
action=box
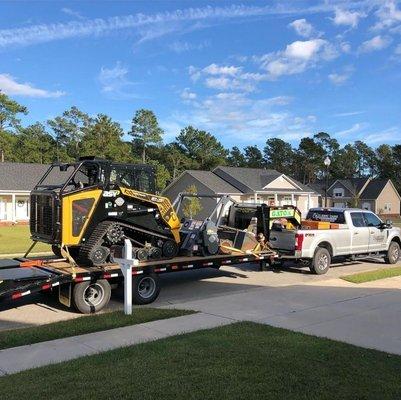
[1,258,401,354]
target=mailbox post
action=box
[114,239,138,315]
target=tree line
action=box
[0,92,400,192]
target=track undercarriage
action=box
[76,220,179,266]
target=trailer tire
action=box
[132,274,160,305]
[385,241,400,264]
[309,247,331,275]
[73,279,111,314]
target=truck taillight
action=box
[295,233,304,251]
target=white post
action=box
[114,239,138,315]
[274,193,278,206]
[11,194,16,222]
[291,193,295,205]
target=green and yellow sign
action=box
[270,209,295,218]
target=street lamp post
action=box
[324,156,331,208]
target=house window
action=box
[280,195,292,206]
[333,188,344,197]
[362,202,371,211]
[384,203,391,212]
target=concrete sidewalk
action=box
[163,278,401,356]
[0,312,232,376]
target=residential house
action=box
[0,162,49,223]
[163,166,319,219]
[309,177,401,217]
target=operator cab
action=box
[34,157,155,194]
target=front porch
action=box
[241,192,317,216]
[0,192,30,224]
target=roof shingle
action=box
[0,163,50,191]
[186,170,241,194]
[360,179,389,199]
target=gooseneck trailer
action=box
[0,250,276,314]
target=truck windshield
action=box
[306,210,346,224]
[36,162,104,192]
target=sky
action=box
[0,0,401,149]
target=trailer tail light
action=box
[295,233,304,251]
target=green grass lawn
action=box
[0,225,51,255]
[0,309,193,350]
[341,266,401,284]
[1,322,401,399]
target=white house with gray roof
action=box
[0,163,49,223]
[163,166,319,218]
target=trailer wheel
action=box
[385,241,400,264]
[73,279,111,314]
[309,247,331,275]
[132,274,160,305]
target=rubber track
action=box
[78,221,114,265]
[78,220,174,265]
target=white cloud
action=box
[259,39,338,79]
[395,43,401,54]
[203,63,241,76]
[0,73,65,98]
[328,66,354,85]
[333,110,365,117]
[373,1,401,30]
[285,39,325,59]
[180,87,197,100]
[171,89,314,144]
[336,122,367,137]
[190,63,263,92]
[358,35,392,53]
[168,40,209,53]
[98,62,137,98]
[363,126,400,144]
[61,7,84,20]
[0,4,337,49]
[332,8,364,28]
[288,19,314,38]
[340,42,351,53]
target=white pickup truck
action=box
[269,208,401,274]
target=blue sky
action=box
[0,0,400,149]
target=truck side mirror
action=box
[386,219,393,227]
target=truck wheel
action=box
[132,274,160,305]
[73,279,111,314]
[385,241,400,264]
[309,247,331,275]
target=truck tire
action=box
[132,274,160,305]
[72,279,111,314]
[385,241,400,264]
[309,247,331,275]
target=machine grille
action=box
[30,193,56,239]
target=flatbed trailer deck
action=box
[0,250,276,314]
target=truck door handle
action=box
[354,232,359,235]
[270,237,277,241]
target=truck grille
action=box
[30,192,58,240]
